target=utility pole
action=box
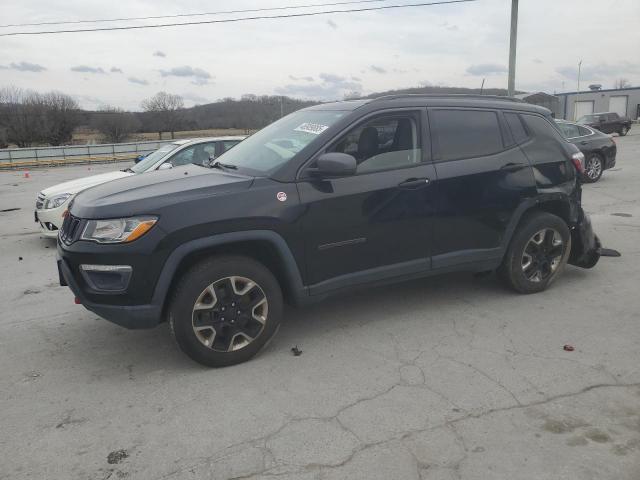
[575,60,582,120]
[507,0,518,97]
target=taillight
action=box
[571,152,585,173]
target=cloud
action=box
[369,65,387,74]
[289,75,314,82]
[71,65,106,74]
[466,63,507,76]
[153,50,167,58]
[110,67,123,73]
[327,19,337,29]
[276,72,362,100]
[128,76,149,86]
[556,62,640,81]
[159,65,212,85]
[9,61,46,72]
[181,92,211,105]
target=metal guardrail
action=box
[0,139,175,169]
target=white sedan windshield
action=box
[131,143,180,173]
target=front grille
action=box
[36,193,45,210]
[59,214,82,245]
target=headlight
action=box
[81,216,158,243]
[44,193,71,209]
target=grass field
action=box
[71,128,253,144]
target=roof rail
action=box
[369,93,524,103]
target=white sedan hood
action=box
[41,170,133,197]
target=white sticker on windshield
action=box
[294,122,329,135]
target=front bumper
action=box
[58,255,162,329]
[36,206,66,237]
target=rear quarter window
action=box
[431,109,504,161]
[504,113,529,144]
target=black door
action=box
[428,108,537,269]
[297,111,436,292]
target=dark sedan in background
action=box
[556,120,617,183]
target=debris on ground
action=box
[563,345,575,352]
[291,346,303,356]
[18,257,23,261]
[107,449,129,465]
[0,208,20,212]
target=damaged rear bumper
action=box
[569,208,619,269]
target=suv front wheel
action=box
[499,212,571,294]
[169,255,283,367]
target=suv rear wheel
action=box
[169,255,283,367]
[499,212,571,294]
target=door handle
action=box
[398,178,430,189]
[500,162,526,172]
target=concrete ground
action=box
[1,130,639,480]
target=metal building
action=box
[556,86,640,121]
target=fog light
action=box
[79,265,132,292]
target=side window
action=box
[168,143,212,167]
[576,125,592,136]
[327,113,421,174]
[431,109,503,161]
[504,112,529,144]
[223,140,240,151]
[557,122,580,138]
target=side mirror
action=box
[158,162,173,170]
[311,152,357,178]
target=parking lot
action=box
[1,130,639,479]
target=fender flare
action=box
[499,194,574,254]
[150,230,308,310]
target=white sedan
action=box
[35,136,244,237]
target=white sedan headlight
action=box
[81,216,158,243]
[44,193,71,209]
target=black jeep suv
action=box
[57,95,603,367]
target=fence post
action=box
[8,149,12,168]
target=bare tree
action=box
[141,91,184,139]
[0,86,46,147]
[614,78,631,89]
[92,106,141,143]
[40,92,80,146]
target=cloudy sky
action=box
[1,0,638,110]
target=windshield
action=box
[214,110,346,174]
[131,143,180,173]
[577,115,601,124]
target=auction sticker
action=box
[294,123,329,135]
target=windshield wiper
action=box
[211,160,238,170]
[121,168,134,173]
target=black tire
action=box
[619,126,628,136]
[169,255,283,367]
[583,153,604,183]
[498,212,571,294]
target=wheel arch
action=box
[151,231,308,320]
[501,196,574,259]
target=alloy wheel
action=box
[191,276,268,352]
[521,229,565,283]
[585,155,602,181]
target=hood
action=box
[70,164,254,219]
[42,170,132,197]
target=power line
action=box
[0,0,476,37]
[0,0,387,28]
